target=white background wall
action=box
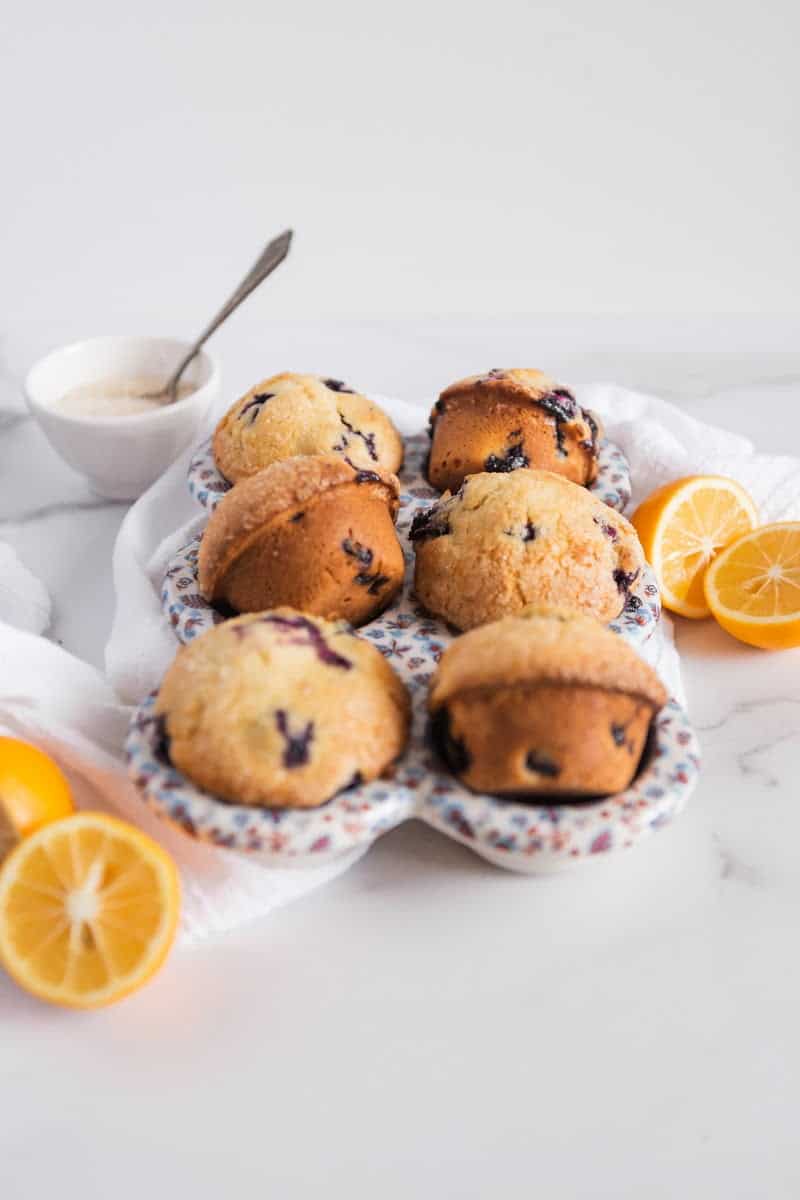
[1,0,798,330]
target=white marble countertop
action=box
[2,318,800,1199]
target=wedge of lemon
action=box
[0,737,74,864]
[631,475,758,618]
[0,812,180,1009]
[705,522,800,649]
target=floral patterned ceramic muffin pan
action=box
[188,430,633,514]
[126,426,697,872]
[126,690,699,872]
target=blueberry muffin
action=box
[213,372,404,483]
[155,609,411,808]
[199,455,404,626]
[429,607,667,797]
[411,469,644,631]
[427,369,601,493]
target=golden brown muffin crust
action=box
[431,681,658,798]
[411,469,645,630]
[155,609,410,808]
[435,369,602,434]
[428,608,667,797]
[198,454,400,601]
[213,372,404,483]
[426,368,603,492]
[429,607,668,712]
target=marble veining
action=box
[696,693,800,734]
[695,694,800,789]
[713,833,764,887]
[736,731,799,789]
[0,410,30,432]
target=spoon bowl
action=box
[24,335,221,500]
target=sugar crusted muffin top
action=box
[155,609,410,808]
[198,454,400,600]
[411,468,644,629]
[430,368,602,454]
[429,607,668,712]
[213,372,404,483]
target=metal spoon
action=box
[145,228,293,403]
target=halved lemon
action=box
[631,475,758,618]
[0,812,180,1009]
[705,522,800,650]
[0,737,75,863]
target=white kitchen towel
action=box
[2,384,797,942]
[585,383,800,516]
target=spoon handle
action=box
[164,228,293,401]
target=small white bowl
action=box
[24,335,221,500]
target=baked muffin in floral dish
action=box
[428,606,667,798]
[213,372,403,483]
[427,368,600,494]
[154,609,410,809]
[198,454,404,626]
[411,468,644,631]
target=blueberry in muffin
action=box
[199,454,404,626]
[428,607,667,798]
[427,369,601,493]
[411,468,644,631]
[213,372,403,483]
[155,609,411,808]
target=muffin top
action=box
[213,372,404,482]
[431,368,602,451]
[411,468,644,628]
[155,609,410,808]
[198,454,400,600]
[429,607,668,712]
